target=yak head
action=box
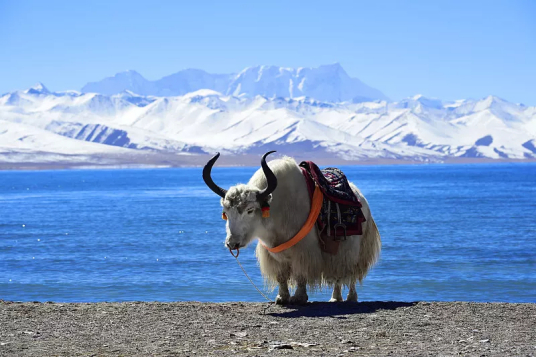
[202,151,278,250]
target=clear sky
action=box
[1,0,535,104]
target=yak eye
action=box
[246,208,255,215]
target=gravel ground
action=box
[0,300,534,356]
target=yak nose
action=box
[226,241,240,250]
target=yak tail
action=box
[357,212,381,283]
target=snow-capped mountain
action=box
[1,82,535,166]
[81,64,389,103]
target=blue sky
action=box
[1,0,534,104]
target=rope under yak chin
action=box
[230,250,273,303]
[230,249,275,314]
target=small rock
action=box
[479,339,490,343]
[247,347,263,351]
[291,342,317,347]
[269,342,293,350]
[230,331,248,338]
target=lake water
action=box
[0,163,535,303]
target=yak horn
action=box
[202,152,227,198]
[256,151,278,202]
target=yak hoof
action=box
[289,294,308,305]
[346,292,358,303]
[329,297,343,303]
[275,294,290,305]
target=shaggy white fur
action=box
[222,156,381,304]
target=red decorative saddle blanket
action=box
[299,161,366,253]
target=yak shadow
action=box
[268,301,416,318]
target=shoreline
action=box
[1,156,535,171]
[1,300,534,356]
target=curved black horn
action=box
[202,152,227,198]
[256,151,278,202]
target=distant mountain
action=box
[1,84,535,166]
[81,64,389,103]
[227,64,389,102]
[82,70,153,96]
[25,82,51,95]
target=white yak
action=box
[203,151,381,304]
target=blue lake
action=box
[0,163,535,303]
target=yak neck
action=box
[260,185,323,253]
[258,166,312,249]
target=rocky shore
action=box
[0,301,534,356]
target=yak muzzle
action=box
[225,236,242,250]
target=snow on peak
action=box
[183,89,224,98]
[478,95,509,108]
[25,82,50,95]
[393,95,443,110]
[119,90,142,97]
[227,64,388,102]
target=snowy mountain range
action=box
[1,65,535,167]
[81,64,389,103]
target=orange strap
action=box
[260,185,323,253]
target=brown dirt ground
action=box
[0,301,534,356]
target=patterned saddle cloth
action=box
[300,161,366,254]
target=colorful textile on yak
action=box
[299,161,366,238]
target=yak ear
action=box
[258,193,273,205]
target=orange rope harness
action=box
[260,185,323,253]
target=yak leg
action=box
[346,281,358,302]
[275,272,290,305]
[289,276,308,305]
[329,280,343,302]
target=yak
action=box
[203,151,381,304]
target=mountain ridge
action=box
[81,64,389,103]
[1,84,535,167]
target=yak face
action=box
[203,151,278,250]
[221,184,270,250]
